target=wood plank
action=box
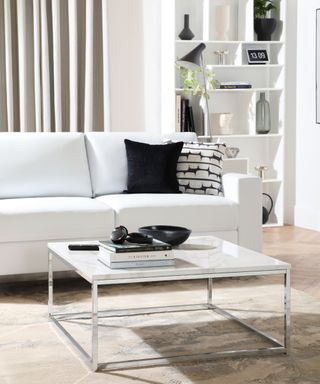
[263,225,320,299]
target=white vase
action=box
[210,112,233,135]
[214,5,231,41]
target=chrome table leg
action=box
[284,269,291,354]
[48,252,53,317]
[207,278,213,306]
[91,282,99,371]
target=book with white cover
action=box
[99,249,174,263]
[99,239,171,253]
[98,254,175,269]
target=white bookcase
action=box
[171,0,286,227]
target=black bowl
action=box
[139,225,191,246]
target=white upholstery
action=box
[85,132,197,196]
[85,132,160,196]
[0,133,92,198]
[0,132,262,279]
[96,193,238,233]
[0,197,114,242]
[223,174,262,252]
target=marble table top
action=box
[48,236,290,284]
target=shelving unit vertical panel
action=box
[272,0,286,42]
[238,0,254,40]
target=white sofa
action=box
[0,132,262,279]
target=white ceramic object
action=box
[225,147,240,158]
[210,112,233,135]
[214,5,231,41]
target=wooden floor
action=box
[263,225,320,299]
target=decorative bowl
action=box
[225,147,240,158]
[139,225,191,246]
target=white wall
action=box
[284,0,297,224]
[295,0,320,229]
[108,0,164,133]
[108,0,145,132]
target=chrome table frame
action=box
[48,251,291,372]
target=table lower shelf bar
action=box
[50,302,286,371]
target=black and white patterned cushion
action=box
[177,142,226,196]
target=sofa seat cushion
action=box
[96,194,238,233]
[0,197,115,243]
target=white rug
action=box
[0,277,319,384]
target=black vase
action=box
[254,18,277,41]
[178,14,195,40]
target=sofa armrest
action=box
[222,173,262,252]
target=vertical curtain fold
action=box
[1,0,110,133]
[33,0,42,132]
[16,0,27,132]
[102,0,110,132]
[52,0,62,132]
[68,0,78,132]
[84,0,94,132]
[40,0,51,132]
[4,0,14,132]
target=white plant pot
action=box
[210,112,233,135]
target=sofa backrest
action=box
[0,133,92,199]
[85,132,196,196]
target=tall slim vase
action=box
[256,93,271,134]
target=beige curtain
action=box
[0,0,110,132]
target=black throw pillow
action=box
[124,139,184,193]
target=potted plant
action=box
[254,0,277,41]
[175,63,218,98]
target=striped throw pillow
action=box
[177,143,226,196]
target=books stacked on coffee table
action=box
[98,239,174,269]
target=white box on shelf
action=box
[223,158,249,174]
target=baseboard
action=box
[0,270,79,284]
[294,205,320,231]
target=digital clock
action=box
[246,49,269,65]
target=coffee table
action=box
[48,236,291,371]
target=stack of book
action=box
[175,95,195,133]
[98,239,174,269]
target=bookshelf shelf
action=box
[175,40,285,45]
[262,179,282,184]
[198,133,283,139]
[206,64,283,68]
[176,88,284,93]
[210,88,284,93]
[263,222,282,228]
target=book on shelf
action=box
[175,94,182,132]
[187,106,195,132]
[181,98,189,132]
[218,82,252,89]
[175,96,195,132]
[98,239,172,253]
[98,256,175,269]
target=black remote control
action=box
[68,244,99,251]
